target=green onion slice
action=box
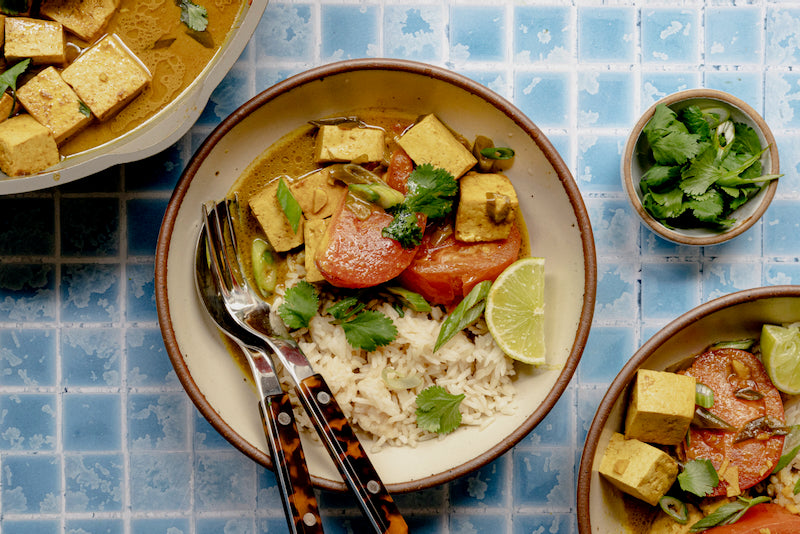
[695,383,714,408]
[479,146,515,160]
[659,496,689,524]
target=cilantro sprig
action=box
[382,164,458,248]
[277,281,319,329]
[415,385,464,434]
[179,0,209,32]
[677,459,719,497]
[639,103,781,230]
[326,297,397,352]
[0,59,29,118]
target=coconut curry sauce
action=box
[55,0,244,156]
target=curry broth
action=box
[52,0,245,156]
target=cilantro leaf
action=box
[415,385,464,434]
[403,163,458,218]
[325,296,364,321]
[179,0,209,32]
[680,106,712,140]
[340,310,397,351]
[678,459,719,497]
[0,59,29,94]
[277,281,319,329]
[276,177,303,234]
[381,206,423,249]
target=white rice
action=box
[272,253,517,450]
[766,395,800,513]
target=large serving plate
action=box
[155,59,597,492]
[577,286,800,533]
[0,0,269,195]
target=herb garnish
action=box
[415,385,464,434]
[0,59,29,118]
[325,296,398,352]
[382,163,458,248]
[434,280,491,352]
[688,495,770,531]
[677,459,719,497]
[639,103,781,229]
[179,0,209,32]
[277,281,319,329]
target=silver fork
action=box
[202,198,408,534]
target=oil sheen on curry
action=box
[0,0,244,176]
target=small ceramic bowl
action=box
[577,285,800,533]
[622,89,779,246]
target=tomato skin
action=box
[315,196,423,288]
[384,149,413,194]
[703,503,800,533]
[398,220,522,307]
[680,349,785,498]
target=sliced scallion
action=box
[695,383,714,409]
[659,496,689,524]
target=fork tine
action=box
[202,201,232,298]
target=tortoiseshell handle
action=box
[297,374,408,534]
[259,392,324,534]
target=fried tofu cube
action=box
[304,218,329,283]
[4,17,66,65]
[0,15,6,48]
[18,66,92,144]
[61,33,151,121]
[455,171,519,242]
[624,369,695,446]
[287,168,348,220]
[249,180,304,252]
[315,125,385,163]
[397,114,477,179]
[599,432,679,506]
[0,114,59,176]
[40,0,120,43]
[0,91,19,121]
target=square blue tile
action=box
[513,514,575,534]
[594,263,637,321]
[764,200,800,256]
[766,71,800,129]
[579,326,636,385]
[547,134,571,168]
[58,166,122,193]
[765,262,800,285]
[2,455,61,513]
[128,393,188,450]
[513,71,571,128]
[512,447,573,508]
[576,134,625,193]
[640,71,702,108]
[321,5,379,61]
[641,262,701,320]
[126,262,156,322]
[131,518,191,534]
[63,394,121,451]
[702,224,762,256]
[392,484,445,511]
[702,260,763,303]
[3,520,61,534]
[449,454,509,507]
[60,198,119,257]
[775,134,800,195]
[256,2,314,59]
[513,6,572,64]
[127,198,168,256]
[578,71,634,127]
[61,328,121,387]
[130,452,192,512]
[640,227,703,257]
[197,518,254,534]
[197,66,254,127]
[194,408,233,450]
[641,8,700,64]
[520,387,574,447]
[766,8,800,66]
[586,198,639,256]
[0,263,56,322]
[125,144,186,193]
[195,451,257,509]
[0,394,56,450]
[60,263,121,323]
[577,7,635,63]
[451,514,509,532]
[126,328,175,387]
[64,519,123,534]
[705,7,763,64]
[704,71,761,111]
[65,453,124,512]
[0,329,56,387]
[255,66,303,91]
[385,6,444,61]
[256,517,295,533]
[450,5,506,62]
[577,387,607,444]
[459,69,508,99]
[404,516,446,534]
[0,198,54,255]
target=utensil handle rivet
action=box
[302,512,318,526]
[316,391,331,405]
[277,411,292,426]
[366,480,381,494]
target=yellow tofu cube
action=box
[287,168,347,220]
[397,114,477,179]
[249,180,304,252]
[0,15,6,48]
[598,432,679,506]
[624,369,695,446]
[0,114,59,176]
[18,66,92,144]
[455,171,519,242]
[0,91,20,122]
[61,33,151,121]
[304,218,329,283]
[4,17,66,65]
[40,0,120,43]
[315,125,385,163]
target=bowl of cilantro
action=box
[622,89,781,246]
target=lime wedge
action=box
[760,324,800,395]
[485,257,545,365]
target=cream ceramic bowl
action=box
[622,89,779,246]
[577,285,800,533]
[155,59,597,492]
[0,0,269,195]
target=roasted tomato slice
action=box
[398,220,522,308]
[679,348,785,498]
[315,196,424,288]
